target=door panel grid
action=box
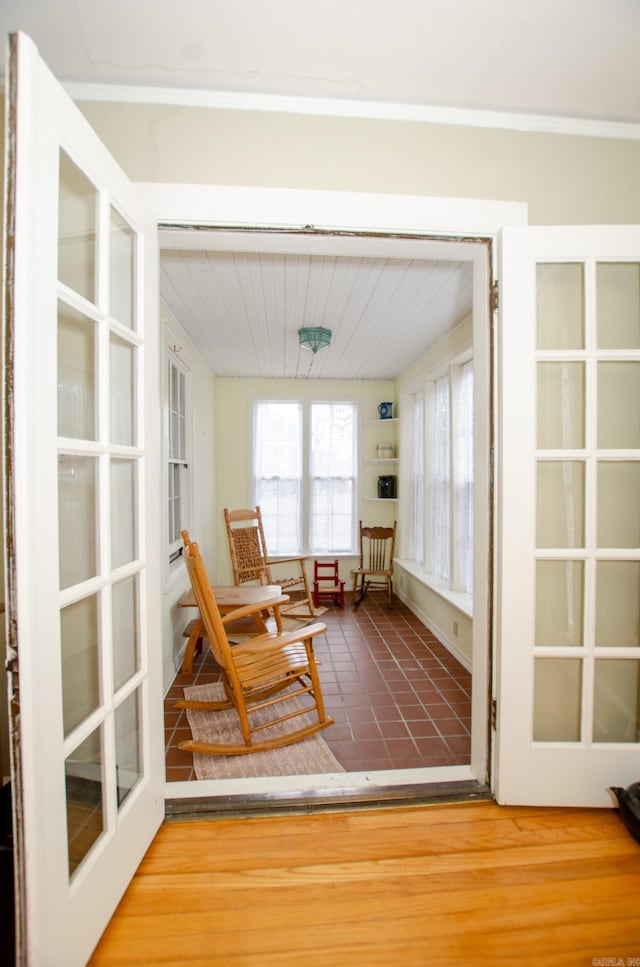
[6,33,163,965]
[497,227,640,807]
[534,257,640,749]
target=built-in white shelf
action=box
[366,415,399,502]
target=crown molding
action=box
[63,82,640,141]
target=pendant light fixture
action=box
[298,326,332,354]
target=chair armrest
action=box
[235,621,328,655]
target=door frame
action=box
[138,183,528,803]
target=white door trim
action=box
[139,182,528,801]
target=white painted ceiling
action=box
[160,243,474,379]
[2,0,637,378]
[1,0,639,123]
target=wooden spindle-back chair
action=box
[351,520,397,607]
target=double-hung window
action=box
[167,350,191,563]
[253,400,357,555]
[410,355,473,597]
[431,359,473,592]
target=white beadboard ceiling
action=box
[159,246,473,379]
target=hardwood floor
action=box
[90,801,640,965]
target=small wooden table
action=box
[178,584,286,674]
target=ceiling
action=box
[160,243,474,379]
[1,0,639,123]
[2,0,636,379]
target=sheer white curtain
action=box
[309,402,356,553]
[253,401,302,554]
[431,375,451,580]
[453,360,474,594]
[411,392,425,566]
[426,359,473,595]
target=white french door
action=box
[496,225,640,806]
[4,33,164,965]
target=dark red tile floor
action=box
[165,592,472,782]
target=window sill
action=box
[394,559,473,618]
[272,551,358,561]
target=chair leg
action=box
[352,576,367,608]
[280,564,318,618]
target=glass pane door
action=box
[535,260,640,746]
[57,149,148,875]
[5,33,163,966]
[497,227,640,806]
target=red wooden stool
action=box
[313,559,345,608]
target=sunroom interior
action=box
[157,228,487,786]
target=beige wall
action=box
[78,101,640,225]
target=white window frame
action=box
[253,399,358,555]
[166,338,192,567]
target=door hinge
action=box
[491,698,497,729]
[490,279,500,313]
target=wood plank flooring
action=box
[90,801,640,966]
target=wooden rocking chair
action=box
[224,506,317,619]
[174,531,333,755]
[352,520,397,608]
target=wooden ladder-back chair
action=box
[224,506,317,619]
[352,520,397,608]
[175,532,333,755]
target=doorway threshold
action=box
[165,775,493,821]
